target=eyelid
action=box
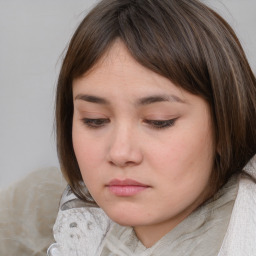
[143,113,177,119]
[76,110,108,118]
[81,118,110,129]
[144,118,178,129]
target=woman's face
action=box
[72,41,215,246]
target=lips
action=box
[108,179,148,186]
[106,179,150,196]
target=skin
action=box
[72,41,215,247]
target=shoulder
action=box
[219,155,256,255]
[48,186,112,256]
[237,154,256,199]
[243,154,256,180]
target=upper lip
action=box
[107,179,149,187]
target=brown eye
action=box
[144,118,178,129]
[82,118,110,128]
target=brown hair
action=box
[56,0,256,203]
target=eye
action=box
[81,118,110,128]
[144,118,178,129]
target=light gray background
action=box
[0,0,255,189]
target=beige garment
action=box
[47,155,256,256]
[218,156,256,255]
[0,167,66,256]
[101,174,238,256]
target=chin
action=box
[104,208,146,227]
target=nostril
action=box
[107,134,143,167]
[108,158,141,168]
[109,161,116,166]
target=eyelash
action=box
[81,118,110,128]
[144,118,177,129]
[81,118,177,129]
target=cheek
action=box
[148,124,214,183]
[149,131,214,211]
[72,125,104,180]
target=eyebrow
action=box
[75,94,110,104]
[74,93,185,105]
[136,94,185,105]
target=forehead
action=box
[78,41,154,83]
[73,40,186,99]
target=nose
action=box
[107,124,143,167]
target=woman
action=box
[48,0,256,255]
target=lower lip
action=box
[107,185,149,196]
